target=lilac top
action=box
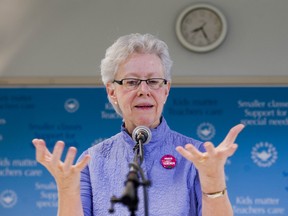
[78,117,204,216]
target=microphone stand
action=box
[109,137,151,216]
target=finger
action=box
[226,143,238,157]
[186,144,209,163]
[32,139,51,163]
[51,141,65,165]
[63,147,77,171]
[203,142,216,155]
[32,138,39,147]
[176,146,193,161]
[75,154,91,171]
[176,144,203,162]
[222,124,245,145]
[32,138,44,161]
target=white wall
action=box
[0,0,287,84]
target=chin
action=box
[136,118,160,128]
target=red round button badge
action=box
[161,155,176,169]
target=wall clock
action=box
[175,3,228,53]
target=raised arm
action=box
[176,124,245,216]
[32,139,90,216]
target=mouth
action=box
[135,104,154,109]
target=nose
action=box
[140,80,151,89]
[137,80,150,96]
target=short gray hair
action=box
[100,33,173,116]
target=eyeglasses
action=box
[113,78,167,90]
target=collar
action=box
[121,117,170,151]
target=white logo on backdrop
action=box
[0,190,17,208]
[251,142,278,168]
[64,98,79,113]
[0,118,6,125]
[197,122,216,141]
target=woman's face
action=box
[106,53,170,134]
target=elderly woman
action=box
[33,33,244,216]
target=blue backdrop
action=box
[0,86,287,215]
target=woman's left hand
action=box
[176,124,245,180]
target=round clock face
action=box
[175,4,228,52]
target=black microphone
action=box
[132,126,152,145]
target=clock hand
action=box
[191,22,207,33]
[201,29,210,42]
[191,26,202,33]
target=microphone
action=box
[109,126,152,215]
[132,126,152,145]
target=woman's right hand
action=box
[32,139,90,194]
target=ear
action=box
[164,82,171,99]
[106,83,117,102]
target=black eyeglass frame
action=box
[113,78,168,89]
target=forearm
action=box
[202,192,233,216]
[200,171,233,216]
[57,190,84,216]
[32,140,90,216]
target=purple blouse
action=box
[78,117,204,216]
